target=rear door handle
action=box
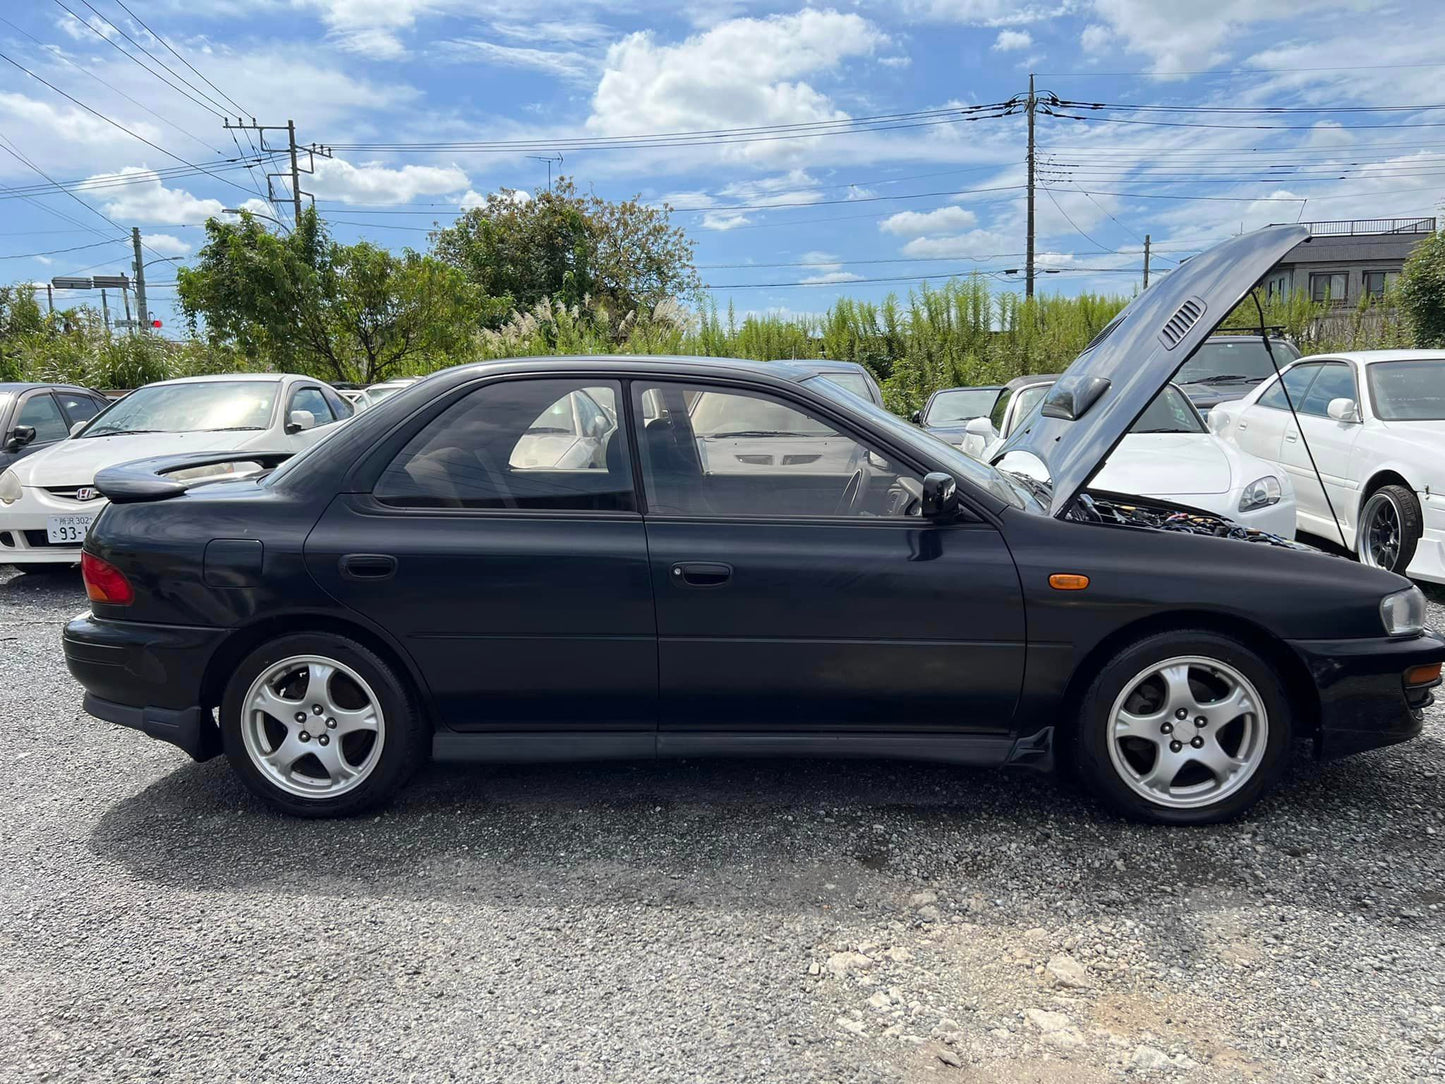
[671,562,732,588]
[1237,421,1247,430]
[340,553,397,580]
[1284,431,1298,443]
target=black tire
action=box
[1074,630,1292,826]
[1357,484,1421,576]
[220,632,427,817]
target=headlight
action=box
[0,469,20,505]
[1381,586,1427,637]
[1238,475,1282,512]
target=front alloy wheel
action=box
[1076,631,1291,824]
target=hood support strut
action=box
[1250,291,1347,549]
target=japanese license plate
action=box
[46,513,96,544]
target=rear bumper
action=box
[1289,629,1445,759]
[63,611,226,760]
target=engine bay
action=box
[1069,491,1311,550]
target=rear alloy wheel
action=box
[1076,632,1291,824]
[1357,484,1421,576]
[221,633,426,817]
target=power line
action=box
[105,0,250,116]
[1039,184,1112,254]
[702,266,1141,290]
[0,47,265,199]
[0,238,126,260]
[73,0,233,115]
[1037,62,1445,77]
[1057,98,1445,115]
[1044,107,1445,132]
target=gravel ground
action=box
[2,567,1444,1083]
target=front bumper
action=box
[1289,629,1445,759]
[1406,491,1445,586]
[0,488,107,564]
[63,611,227,761]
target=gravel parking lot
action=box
[2,567,1444,1083]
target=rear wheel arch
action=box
[200,612,432,728]
[1056,610,1319,750]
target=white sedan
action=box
[961,374,1297,537]
[0,373,353,568]
[1210,350,1445,582]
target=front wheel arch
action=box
[1055,611,1319,756]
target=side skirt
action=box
[432,728,1054,772]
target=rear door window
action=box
[1257,364,1321,411]
[1298,363,1357,417]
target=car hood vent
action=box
[1159,297,1206,350]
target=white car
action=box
[0,373,354,567]
[364,378,417,404]
[1209,350,1445,582]
[961,373,1297,538]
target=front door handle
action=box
[340,553,397,580]
[1284,431,1299,443]
[671,562,732,588]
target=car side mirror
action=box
[964,416,994,438]
[1327,397,1361,423]
[69,420,87,436]
[286,409,316,433]
[5,425,35,453]
[921,471,959,520]
[910,409,922,424]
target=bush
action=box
[1398,229,1445,347]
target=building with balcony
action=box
[1262,217,1436,306]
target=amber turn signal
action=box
[1404,662,1442,686]
[1049,573,1090,591]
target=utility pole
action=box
[1025,72,1036,300]
[527,153,563,192]
[223,118,333,226]
[1143,234,1151,290]
[45,283,53,315]
[131,227,149,335]
[122,286,132,334]
[100,289,110,337]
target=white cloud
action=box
[794,251,862,284]
[491,20,611,45]
[881,206,980,237]
[879,55,913,68]
[701,211,751,231]
[900,1,1069,25]
[84,168,227,223]
[311,158,470,204]
[140,233,192,256]
[799,270,863,284]
[899,229,1014,258]
[459,188,532,210]
[1080,23,1112,52]
[0,94,164,161]
[992,29,1033,51]
[293,0,435,58]
[588,12,886,164]
[442,39,594,79]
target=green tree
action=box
[0,285,45,381]
[430,178,700,328]
[1398,229,1445,347]
[177,209,477,384]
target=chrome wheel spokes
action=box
[1106,655,1267,810]
[241,655,385,799]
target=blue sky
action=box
[1,0,1443,335]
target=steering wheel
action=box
[834,466,869,515]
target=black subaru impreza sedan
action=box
[63,225,1445,824]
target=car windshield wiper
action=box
[1003,469,1052,504]
[83,428,168,437]
[707,429,818,438]
[201,426,265,432]
[1132,427,1191,434]
[1187,373,1259,384]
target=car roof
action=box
[1293,349,1445,365]
[0,382,98,393]
[931,384,1003,394]
[141,373,308,388]
[1000,373,1062,392]
[406,355,828,388]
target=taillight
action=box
[82,552,133,606]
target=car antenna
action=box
[1250,290,1347,549]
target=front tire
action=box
[1358,484,1421,576]
[220,632,427,817]
[1074,631,1292,825]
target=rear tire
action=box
[1074,631,1292,825]
[1357,484,1420,576]
[220,632,427,817]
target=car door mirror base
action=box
[1327,397,1361,423]
[921,471,959,519]
[5,425,36,453]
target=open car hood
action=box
[993,224,1309,518]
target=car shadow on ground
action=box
[87,740,1442,920]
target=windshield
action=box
[924,388,999,425]
[1367,359,1445,420]
[1007,384,1051,437]
[812,372,874,402]
[1176,339,1301,384]
[82,381,278,437]
[805,375,1034,510]
[1130,386,1205,434]
[367,385,406,402]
